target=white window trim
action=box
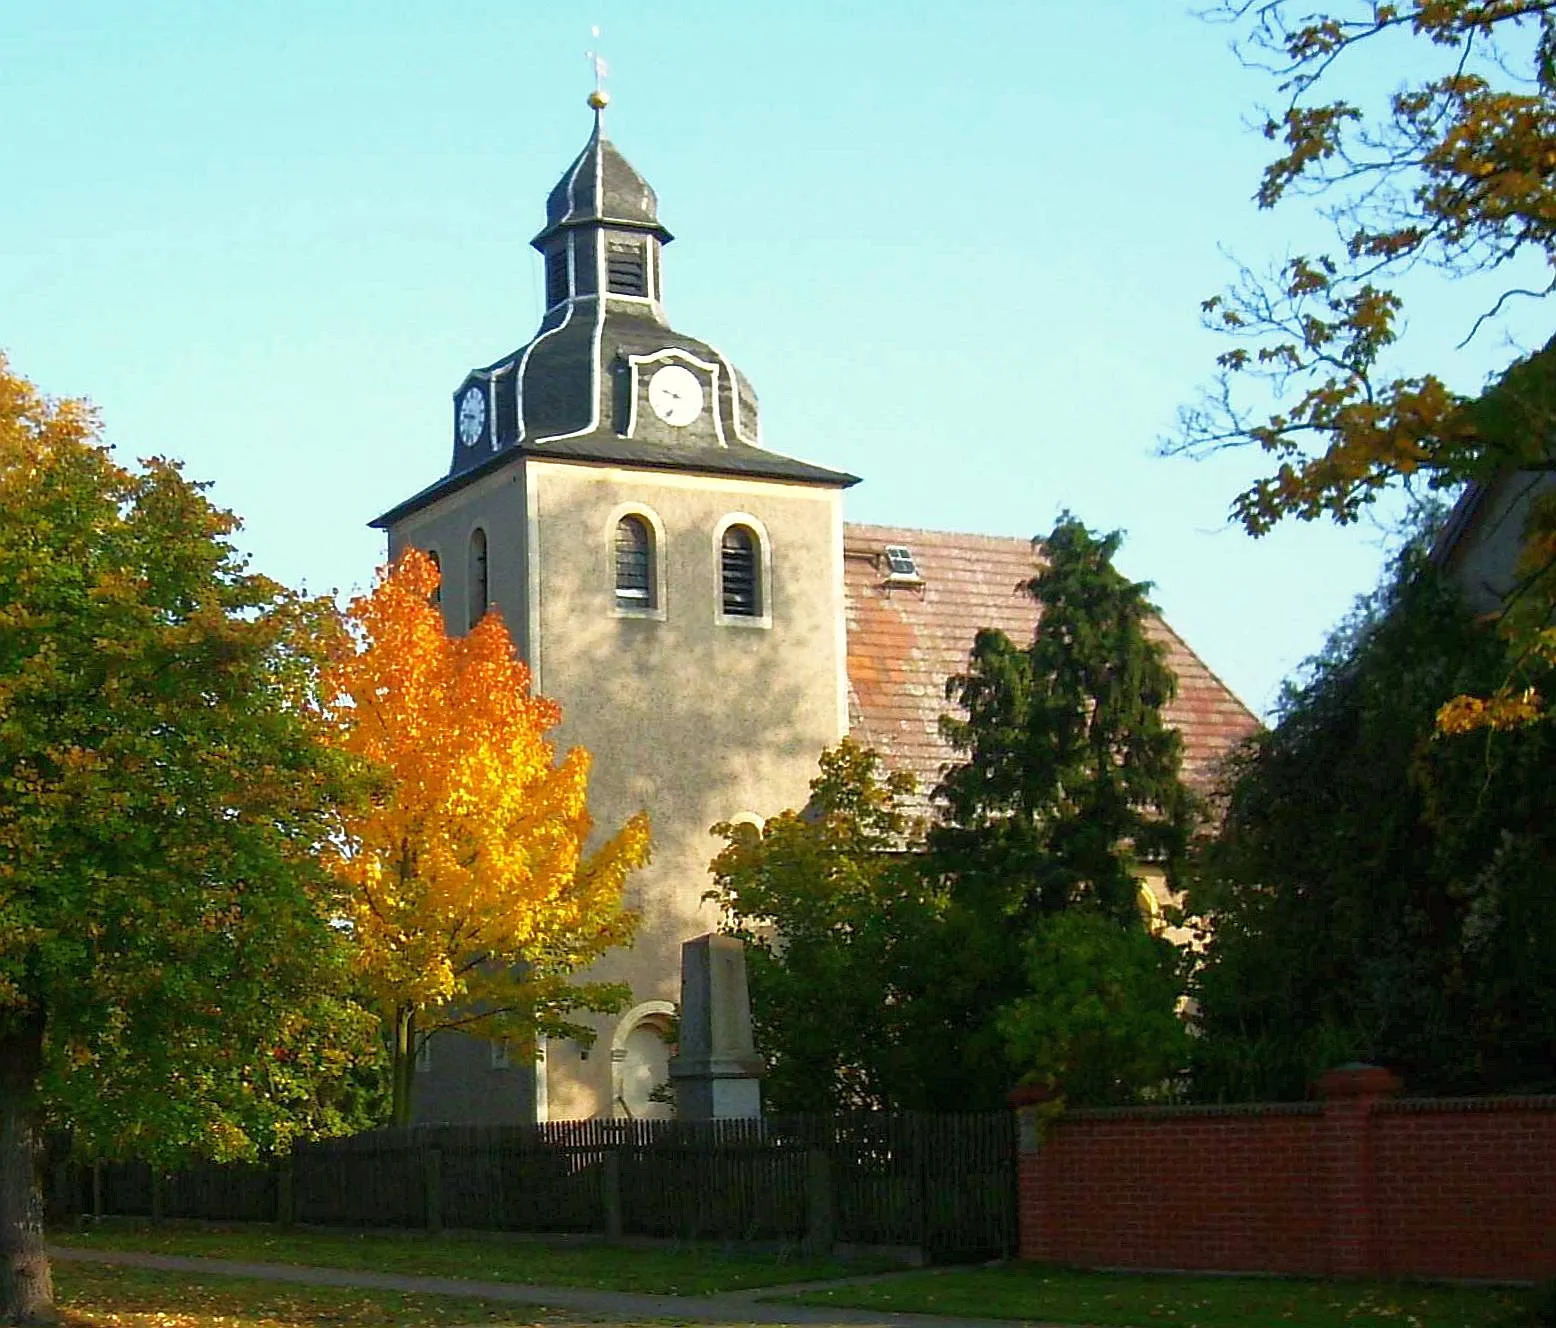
[713,512,772,630]
[414,1034,432,1073]
[605,502,668,621]
[489,1040,510,1070]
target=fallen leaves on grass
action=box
[53,1263,554,1328]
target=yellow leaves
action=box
[1436,686,1545,733]
[1183,0,1556,561]
[324,549,648,1042]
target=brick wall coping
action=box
[1059,1101,1323,1122]
[1375,1093,1556,1113]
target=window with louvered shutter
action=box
[615,516,652,609]
[427,550,442,605]
[720,525,759,617]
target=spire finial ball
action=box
[588,89,610,111]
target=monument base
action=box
[668,934,766,1120]
[670,1074,762,1120]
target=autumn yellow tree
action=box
[1175,1,1556,724]
[325,550,649,1125]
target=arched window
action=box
[426,550,442,605]
[467,528,488,629]
[606,505,666,619]
[615,515,653,610]
[720,524,759,617]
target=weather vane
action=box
[586,25,610,113]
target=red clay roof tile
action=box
[843,523,1260,817]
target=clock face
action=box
[647,364,703,427]
[457,386,487,448]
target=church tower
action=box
[373,102,857,1121]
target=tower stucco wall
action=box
[525,458,846,1119]
[385,464,533,662]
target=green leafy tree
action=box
[706,740,944,1112]
[0,356,377,1324]
[1186,535,1556,1101]
[927,514,1198,1106]
[997,909,1188,1105]
[1174,1,1556,721]
[712,521,1198,1112]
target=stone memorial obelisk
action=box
[667,933,765,1118]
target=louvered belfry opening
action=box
[544,248,568,307]
[606,239,647,296]
[615,515,652,609]
[720,525,759,617]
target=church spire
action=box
[586,24,610,121]
[531,98,672,313]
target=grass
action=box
[52,1261,639,1328]
[53,1223,1542,1327]
[53,1220,883,1296]
[780,1263,1536,1328]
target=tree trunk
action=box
[390,1008,416,1128]
[0,1010,55,1325]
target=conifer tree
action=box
[928,514,1196,1104]
[933,515,1194,925]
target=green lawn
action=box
[53,1261,617,1328]
[53,1221,882,1296]
[781,1263,1536,1328]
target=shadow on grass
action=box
[777,1263,1536,1328]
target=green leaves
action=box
[1185,534,1556,1100]
[712,519,1203,1111]
[706,740,942,1112]
[1182,2,1556,713]
[997,909,1188,1105]
[0,353,378,1162]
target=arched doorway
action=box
[611,1000,676,1120]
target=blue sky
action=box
[1,3,1524,717]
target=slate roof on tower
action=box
[842,523,1261,821]
[534,129,672,245]
[373,116,854,531]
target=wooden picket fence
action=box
[54,1112,1016,1262]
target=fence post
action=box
[1317,1063,1400,1277]
[276,1147,295,1229]
[804,1148,833,1257]
[601,1149,624,1242]
[91,1160,103,1220]
[423,1147,443,1234]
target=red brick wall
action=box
[1372,1099,1556,1280]
[1016,1075,1556,1281]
